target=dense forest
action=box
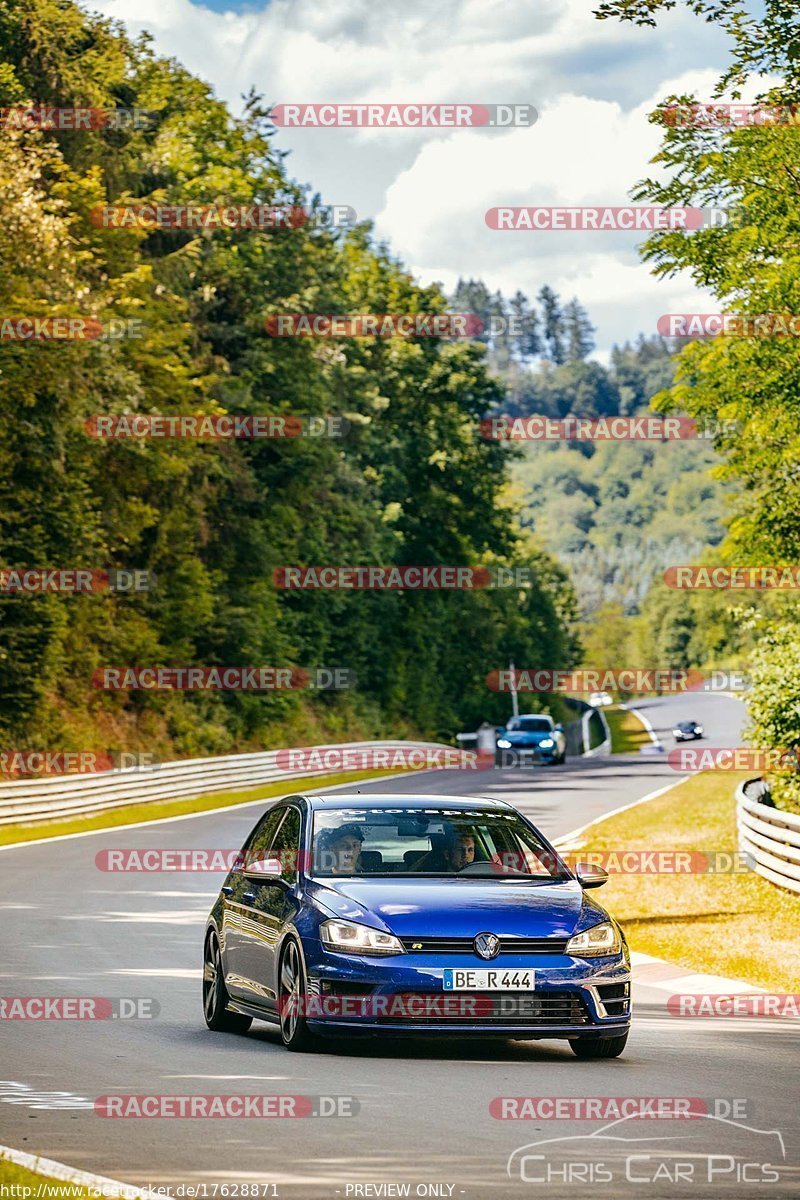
[1,0,798,814]
[0,0,580,754]
[448,306,733,619]
[596,0,800,815]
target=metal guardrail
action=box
[737,777,800,896]
[0,741,451,827]
[581,706,611,758]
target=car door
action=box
[221,805,287,1000]
[229,806,304,1009]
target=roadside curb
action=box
[0,1145,160,1200]
[557,781,792,1013]
[630,950,766,996]
[621,703,661,749]
[630,951,800,1020]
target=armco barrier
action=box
[737,777,800,896]
[581,705,611,758]
[0,741,451,827]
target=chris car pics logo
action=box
[506,1114,785,1186]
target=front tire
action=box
[203,930,252,1033]
[278,939,317,1052]
[570,1032,628,1059]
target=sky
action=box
[88,0,741,357]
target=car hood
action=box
[307,877,603,939]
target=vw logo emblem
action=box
[474,932,500,960]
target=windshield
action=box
[311,806,569,879]
[506,716,553,733]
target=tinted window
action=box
[268,807,301,881]
[507,717,552,732]
[311,807,568,879]
[243,807,286,863]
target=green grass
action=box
[574,769,800,991]
[0,1160,100,1199]
[0,767,413,847]
[605,704,652,754]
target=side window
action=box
[267,807,302,881]
[243,807,286,867]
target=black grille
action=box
[376,990,588,1025]
[595,981,630,1017]
[401,936,569,955]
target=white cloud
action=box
[90,0,736,347]
[373,72,736,349]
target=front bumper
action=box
[302,942,631,1038]
[495,744,560,766]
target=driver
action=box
[444,826,476,871]
[415,823,476,872]
[316,823,364,875]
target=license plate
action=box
[443,969,535,991]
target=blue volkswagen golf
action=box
[203,794,631,1056]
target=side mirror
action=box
[243,857,284,880]
[575,863,608,889]
[495,727,506,735]
[554,723,564,732]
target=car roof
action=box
[301,793,514,811]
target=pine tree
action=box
[563,297,595,361]
[537,285,566,364]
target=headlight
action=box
[497,738,512,749]
[695,726,704,734]
[320,919,404,956]
[566,921,621,957]
[539,738,554,748]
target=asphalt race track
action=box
[2,692,799,1199]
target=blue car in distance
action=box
[495,714,567,765]
[203,793,631,1056]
